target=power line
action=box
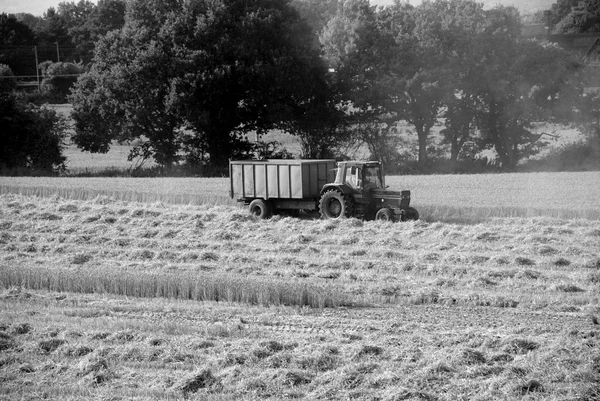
[0,74,83,79]
[0,45,96,50]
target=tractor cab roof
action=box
[337,161,382,168]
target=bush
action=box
[0,64,16,92]
[40,61,83,103]
[0,92,67,175]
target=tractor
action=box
[319,161,419,221]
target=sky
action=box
[2,0,414,17]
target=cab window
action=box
[345,166,361,189]
[363,166,382,189]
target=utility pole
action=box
[34,46,40,91]
[55,42,60,62]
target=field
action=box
[1,173,599,400]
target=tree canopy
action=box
[549,0,600,34]
[319,0,580,171]
[1,0,586,175]
[70,0,334,170]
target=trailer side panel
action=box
[230,160,336,201]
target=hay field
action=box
[1,192,599,400]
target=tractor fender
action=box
[320,183,354,196]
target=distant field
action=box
[49,104,584,174]
[2,171,599,221]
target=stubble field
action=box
[1,172,600,400]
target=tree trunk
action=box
[416,124,427,167]
[206,124,233,171]
[449,136,460,172]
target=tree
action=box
[0,13,36,46]
[71,0,333,170]
[68,0,126,53]
[475,12,581,170]
[291,0,340,37]
[320,0,404,163]
[168,0,333,167]
[32,0,126,64]
[548,0,600,34]
[0,92,66,174]
[409,0,487,170]
[0,13,37,76]
[288,86,349,159]
[70,8,181,168]
[0,64,16,92]
[35,7,70,48]
[40,61,83,102]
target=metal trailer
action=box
[229,159,336,218]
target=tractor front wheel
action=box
[249,199,272,219]
[375,207,395,222]
[319,190,354,219]
[402,207,419,221]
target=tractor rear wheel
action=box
[319,190,354,219]
[249,199,272,219]
[375,207,394,222]
[402,207,419,221]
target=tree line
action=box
[1,0,600,175]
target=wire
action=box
[0,74,83,79]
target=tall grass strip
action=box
[0,266,352,308]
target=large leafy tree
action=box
[168,0,331,167]
[412,0,486,169]
[475,7,580,170]
[71,0,332,169]
[320,0,403,163]
[324,0,444,167]
[70,0,182,168]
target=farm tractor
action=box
[319,161,418,222]
[230,159,419,222]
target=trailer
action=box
[230,159,336,218]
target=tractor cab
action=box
[333,161,385,192]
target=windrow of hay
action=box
[0,266,351,308]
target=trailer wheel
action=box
[402,207,419,221]
[375,207,394,222]
[249,199,272,219]
[319,190,354,219]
